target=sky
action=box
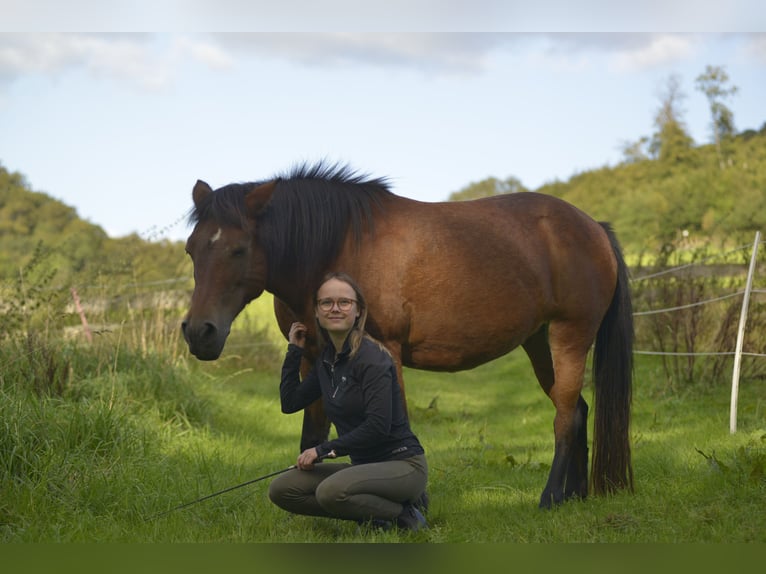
[1,2,765,242]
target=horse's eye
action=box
[232,247,247,257]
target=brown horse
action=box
[182,162,634,508]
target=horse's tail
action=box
[590,223,634,495]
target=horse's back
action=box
[351,192,618,370]
[382,192,615,300]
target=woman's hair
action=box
[314,271,389,358]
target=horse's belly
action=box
[402,336,526,372]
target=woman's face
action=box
[315,277,360,337]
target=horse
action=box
[181,162,634,509]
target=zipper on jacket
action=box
[331,364,339,398]
[325,359,340,399]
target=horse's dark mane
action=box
[189,161,393,286]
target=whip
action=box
[144,465,295,521]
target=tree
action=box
[0,164,185,284]
[695,65,738,169]
[448,176,528,201]
[620,136,650,164]
[649,74,694,163]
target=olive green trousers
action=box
[268,454,427,522]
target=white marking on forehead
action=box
[210,228,222,244]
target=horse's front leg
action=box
[298,355,331,451]
[300,399,331,452]
[272,298,330,451]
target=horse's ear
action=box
[193,180,213,207]
[245,181,277,215]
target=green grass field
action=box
[2,322,764,542]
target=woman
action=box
[268,272,429,531]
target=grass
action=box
[1,274,765,544]
[2,332,764,543]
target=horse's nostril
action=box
[181,320,217,341]
[202,322,217,337]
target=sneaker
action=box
[396,503,428,532]
[413,491,429,515]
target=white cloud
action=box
[0,32,750,93]
[507,33,701,74]
[0,33,238,90]
[207,33,509,74]
[611,34,698,71]
[203,33,706,76]
[174,36,233,70]
[79,35,172,89]
[0,33,168,88]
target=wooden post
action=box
[730,231,761,434]
[70,287,93,343]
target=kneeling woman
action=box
[268,272,428,531]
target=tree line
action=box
[0,167,189,287]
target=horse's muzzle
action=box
[181,319,228,361]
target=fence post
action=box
[70,287,93,343]
[730,231,761,434]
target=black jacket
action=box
[279,336,424,465]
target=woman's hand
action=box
[289,322,308,348]
[296,447,320,470]
[296,447,336,470]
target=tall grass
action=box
[0,252,283,542]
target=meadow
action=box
[1,291,764,544]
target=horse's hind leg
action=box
[564,396,588,500]
[522,325,589,508]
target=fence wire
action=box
[631,241,759,281]
[629,238,765,359]
[632,290,745,316]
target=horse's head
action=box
[181,179,275,360]
[183,163,390,359]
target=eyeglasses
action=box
[316,298,357,312]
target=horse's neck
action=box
[267,279,310,317]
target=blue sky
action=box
[1,2,765,242]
